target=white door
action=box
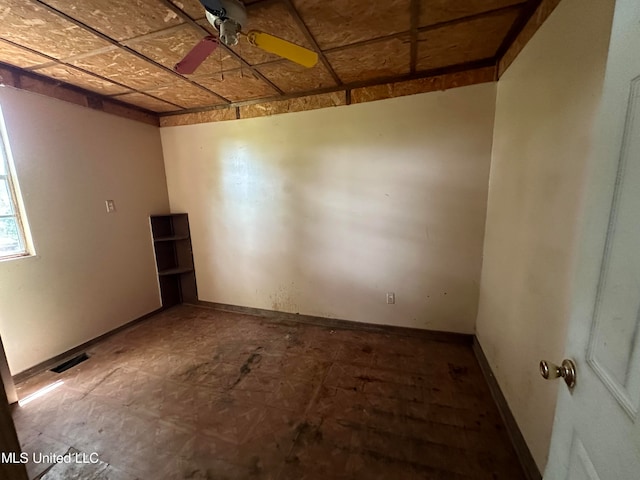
[544,0,640,478]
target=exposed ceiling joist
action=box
[495,0,543,61]
[31,0,233,104]
[282,0,341,85]
[0,0,558,124]
[162,56,496,115]
[410,0,420,73]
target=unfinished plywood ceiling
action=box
[0,0,542,120]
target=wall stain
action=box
[270,283,298,312]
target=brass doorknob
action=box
[540,359,576,389]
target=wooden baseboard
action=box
[12,307,165,384]
[192,300,473,345]
[472,337,542,480]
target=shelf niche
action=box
[150,213,197,308]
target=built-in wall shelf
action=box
[150,214,197,308]
[154,235,190,242]
[158,267,194,276]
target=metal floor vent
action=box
[50,353,89,373]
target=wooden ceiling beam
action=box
[119,23,194,47]
[409,0,420,74]
[494,0,542,61]
[160,57,496,115]
[323,32,409,56]
[30,0,233,104]
[419,2,527,34]
[29,45,119,70]
[0,37,58,70]
[246,0,284,9]
[281,0,342,85]
[157,0,285,95]
[496,0,561,76]
[0,37,185,111]
[244,0,281,5]
[0,62,160,125]
[29,60,186,110]
[325,3,525,55]
[4,0,532,118]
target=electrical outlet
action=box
[386,292,395,304]
[105,200,116,213]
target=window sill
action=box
[0,252,35,263]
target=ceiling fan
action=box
[174,0,319,75]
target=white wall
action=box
[0,86,169,375]
[161,83,496,333]
[475,0,615,471]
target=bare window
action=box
[0,107,31,260]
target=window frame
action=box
[0,106,32,261]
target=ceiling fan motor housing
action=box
[186,0,318,69]
[200,0,247,46]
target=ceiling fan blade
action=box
[246,31,318,68]
[174,36,219,75]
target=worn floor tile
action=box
[13,305,525,479]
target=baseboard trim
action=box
[192,301,473,345]
[472,337,542,480]
[12,307,166,384]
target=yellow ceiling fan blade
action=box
[246,30,318,68]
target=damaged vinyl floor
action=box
[12,305,525,479]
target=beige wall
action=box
[0,87,169,375]
[475,0,615,471]
[161,83,496,332]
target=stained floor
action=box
[12,305,525,479]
